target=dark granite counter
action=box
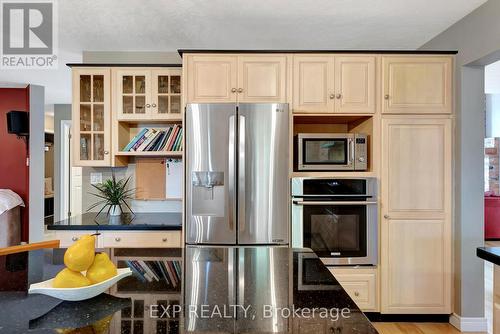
[477,247,500,265]
[47,212,182,231]
[0,246,378,333]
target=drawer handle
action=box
[115,237,121,242]
[354,291,360,297]
[162,238,168,242]
[72,237,79,241]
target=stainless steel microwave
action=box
[297,133,367,171]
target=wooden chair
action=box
[0,240,60,256]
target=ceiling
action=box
[0,0,487,110]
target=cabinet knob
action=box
[115,237,121,242]
[162,237,168,242]
[104,151,109,155]
[231,88,237,93]
[329,94,335,99]
[384,214,390,219]
[146,104,151,108]
[237,88,243,93]
[336,94,342,99]
[384,94,390,100]
[72,236,79,241]
[152,103,157,108]
[354,291,360,297]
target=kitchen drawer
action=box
[329,267,378,311]
[55,231,100,248]
[100,231,181,248]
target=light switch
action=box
[90,172,102,185]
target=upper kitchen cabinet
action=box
[293,55,334,113]
[186,55,238,103]
[114,68,182,120]
[184,54,287,103]
[334,56,376,114]
[293,55,376,114]
[237,55,287,103]
[382,56,452,114]
[72,68,111,167]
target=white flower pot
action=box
[109,205,121,216]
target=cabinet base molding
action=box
[365,313,450,323]
[448,313,488,332]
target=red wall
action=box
[0,88,30,241]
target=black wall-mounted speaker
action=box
[6,111,29,136]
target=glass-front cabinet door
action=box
[115,69,152,120]
[72,68,111,166]
[151,69,182,119]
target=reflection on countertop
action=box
[0,247,378,333]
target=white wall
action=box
[486,61,500,94]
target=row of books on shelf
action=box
[125,260,181,287]
[123,125,183,152]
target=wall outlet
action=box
[90,172,102,185]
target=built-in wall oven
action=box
[291,178,377,265]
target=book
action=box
[124,128,148,151]
[173,128,183,151]
[167,261,179,285]
[130,260,153,282]
[148,131,165,151]
[136,129,159,151]
[144,130,163,151]
[166,126,180,151]
[159,127,173,150]
[164,260,177,287]
[138,260,159,281]
[132,131,150,151]
[126,260,147,282]
[157,261,170,285]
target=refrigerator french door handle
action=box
[238,115,246,232]
[228,115,236,231]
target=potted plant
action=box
[88,170,134,217]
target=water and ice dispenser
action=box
[191,171,225,216]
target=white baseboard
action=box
[449,313,488,332]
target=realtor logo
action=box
[1,0,58,69]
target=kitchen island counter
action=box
[0,246,378,333]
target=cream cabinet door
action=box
[293,55,334,113]
[72,68,111,167]
[237,56,286,102]
[115,69,152,120]
[334,56,376,113]
[186,55,237,103]
[381,116,451,314]
[382,56,452,114]
[151,69,182,119]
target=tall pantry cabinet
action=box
[380,56,453,314]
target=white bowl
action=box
[28,268,132,301]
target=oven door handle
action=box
[292,200,378,206]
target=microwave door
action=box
[185,103,237,245]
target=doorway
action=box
[59,120,82,220]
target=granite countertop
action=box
[477,247,500,265]
[0,246,378,334]
[47,212,182,231]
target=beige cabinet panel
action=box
[381,117,451,219]
[293,55,334,113]
[382,57,452,114]
[101,231,181,248]
[329,267,378,311]
[186,55,237,103]
[335,56,376,113]
[381,219,451,313]
[237,56,286,102]
[381,116,452,314]
[72,68,111,167]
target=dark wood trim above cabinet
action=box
[66,63,182,68]
[177,49,458,56]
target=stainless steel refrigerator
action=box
[185,103,289,245]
